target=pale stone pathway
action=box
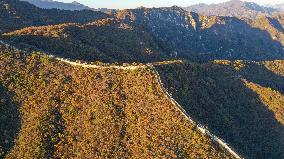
[0,40,242,159]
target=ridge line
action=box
[149,65,243,159]
[0,40,242,158]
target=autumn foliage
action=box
[156,60,284,158]
[0,45,233,158]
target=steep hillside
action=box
[21,0,91,11]
[156,60,284,158]
[0,0,109,33]
[0,2,284,158]
[0,44,234,158]
[3,6,283,63]
[250,15,284,45]
[263,60,284,76]
[115,7,283,61]
[184,0,279,18]
[2,19,173,63]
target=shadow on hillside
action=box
[141,15,284,62]
[239,62,284,94]
[156,62,284,159]
[39,108,66,158]
[268,17,284,33]
[2,23,173,63]
[3,14,284,63]
[194,17,283,61]
[0,83,21,158]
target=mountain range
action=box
[3,5,283,62]
[20,0,90,10]
[0,0,284,158]
[20,0,115,12]
[21,0,284,17]
[185,0,284,18]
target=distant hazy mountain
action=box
[20,0,91,10]
[4,5,283,63]
[271,3,284,12]
[1,1,284,158]
[0,0,109,33]
[184,0,279,18]
[21,0,116,12]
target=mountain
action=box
[271,3,284,12]
[0,42,235,158]
[156,60,284,158]
[0,0,109,33]
[20,0,90,10]
[184,0,279,18]
[3,20,173,63]
[114,7,284,61]
[0,0,284,158]
[5,6,283,63]
[21,0,116,12]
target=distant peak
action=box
[71,1,81,5]
[226,0,245,4]
[229,0,243,2]
[170,5,186,11]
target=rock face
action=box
[113,7,284,61]
[184,0,280,18]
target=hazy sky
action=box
[56,0,284,9]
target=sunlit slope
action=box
[156,60,284,159]
[263,60,284,77]
[2,19,173,63]
[0,45,233,158]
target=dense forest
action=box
[2,5,283,63]
[113,7,284,61]
[0,44,233,158]
[0,0,284,158]
[156,60,284,158]
[2,19,173,63]
[0,0,108,33]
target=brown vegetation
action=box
[156,60,284,158]
[2,18,173,63]
[0,45,233,158]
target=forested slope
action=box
[184,0,278,18]
[114,7,284,61]
[2,1,282,62]
[0,44,234,158]
[2,19,173,63]
[3,5,283,63]
[0,0,108,33]
[156,60,284,159]
[0,1,283,158]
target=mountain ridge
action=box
[2,5,283,63]
[20,0,115,12]
[0,41,236,158]
[184,0,282,18]
[20,0,91,10]
[0,0,109,33]
[0,1,284,158]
